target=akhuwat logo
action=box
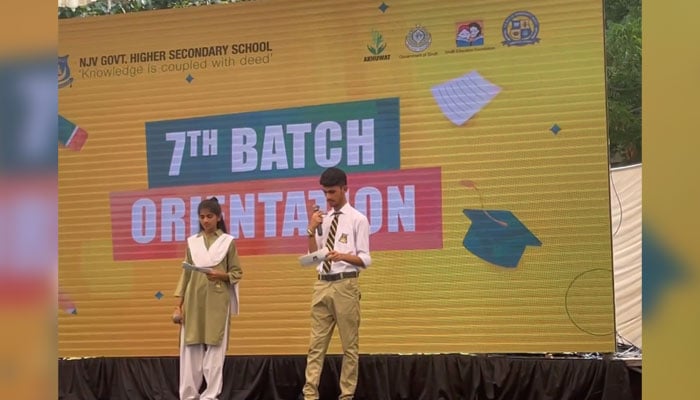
[364,30,390,62]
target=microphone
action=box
[313,205,323,236]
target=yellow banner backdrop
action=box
[58,0,614,357]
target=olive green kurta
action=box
[174,230,243,345]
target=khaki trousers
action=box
[303,277,361,400]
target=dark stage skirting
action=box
[59,354,639,400]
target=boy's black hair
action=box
[319,167,347,187]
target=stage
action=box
[58,353,640,400]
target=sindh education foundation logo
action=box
[364,30,390,62]
[405,25,432,52]
[456,21,485,47]
[502,11,540,46]
[58,55,74,88]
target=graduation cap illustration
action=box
[462,209,541,268]
[460,180,541,268]
[642,226,684,318]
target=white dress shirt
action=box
[315,203,371,274]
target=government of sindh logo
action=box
[405,25,431,52]
[58,55,74,88]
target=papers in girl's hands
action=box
[298,248,329,267]
[182,261,213,273]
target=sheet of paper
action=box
[431,70,501,126]
[182,261,213,273]
[298,248,329,267]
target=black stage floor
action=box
[59,353,641,400]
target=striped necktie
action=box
[322,212,340,272]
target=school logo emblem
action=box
[405,25,432,52]
[502,11,540,46]
[58,55,74,88]
[339,233,348,244]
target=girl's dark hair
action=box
[198,197,228,233]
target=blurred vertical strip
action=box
[0,1,57,398]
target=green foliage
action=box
[605,0,641,165]
[58,0,248,18]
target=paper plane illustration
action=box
[463,209,541,268]
[431,70,501,126]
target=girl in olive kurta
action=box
[172,197,243,400]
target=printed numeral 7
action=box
[165,131,185,176]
